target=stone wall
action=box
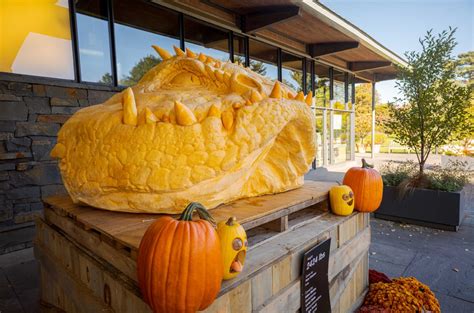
[0,74,121,231]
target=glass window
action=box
[184,17,229,62]
[333,111,351,163]
[248,39,278,81]
[314,63,330,107]
[233,35,246,65]
[114,0,180,86]
[314,108,324,167]
[333,70,346,108]
[76,0,112,83]
[0,0,74,79]
[305,59,313,94]
[281,51,303,92]
[347,75,354,110]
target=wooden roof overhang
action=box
[155,0,407,82]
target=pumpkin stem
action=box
[226,217,236,226]
[361,158,374,169]
[178,202,217,227]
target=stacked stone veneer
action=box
[0,76,121,230]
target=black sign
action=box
[301,238,331,313]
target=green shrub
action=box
[380,160,471,192]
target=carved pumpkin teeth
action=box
[205,64,216,80]
[198,53,207,62]
[250,90,263,103]
[232,102,244,109]
[294,91,305,102]
[288,91,295,99]
[173,45,185,57]
[221,110,234,130]
[50,143,66,159]
[144,107,158,124]
[122,87,138,126]
[305,91,313,106]
[152,45,172,60]
[214,69,224,81]
[185,48,197,58]
[174,101,197,126]
[207,104,221,118]
[161,114,170,123]
[269,81,282,99]
[245,99,252,106]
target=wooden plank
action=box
[329,227,370,281]
[272,256,291,295]
[35,243,113,313]
[263,216,288,232]
[257,280,300,313]
[338,215,358,246]
[44,181,335,252]
[251,267,273,309]
[43,209,138,283]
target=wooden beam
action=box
[348,61,392,72]
[308,41,359,57]
[240,5,301,33]
[374,73,398,81]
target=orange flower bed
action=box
[393,277,440,313]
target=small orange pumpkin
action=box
[137,202,223,313]
[342,159,383,212]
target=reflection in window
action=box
[0,0,74,79]
[114,0,179,86]
[333,111,351,163]
[249,39,278,81]
[314,63,330,107]
[76,0,112,83]
[184,17,229,62]
[314,109,324,167]
[333,70,346,107]
[233,35,246,65]
[306,59,313,94]
[281,51,303,92]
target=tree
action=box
[375,103,391,133]
[454,51,474,154]
[234,56,267,76]
[99,73,113,85]
[386,28,472,177]
[456,51,473,88]
[354,84,380,151]
[121,55,162,86]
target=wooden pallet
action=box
[36,180,370,313]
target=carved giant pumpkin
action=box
[50,45,316,214]
[217,217,248,280]
[342,159,383,212]
[137,202,223,313]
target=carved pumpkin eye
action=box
[232,238,243,251]
[349,191,354,198]
[244,240,248,247]
[342,194,349,201]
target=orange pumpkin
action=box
[137,202,223,313]
[342,159,383,212]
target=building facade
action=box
[0,0,405,238]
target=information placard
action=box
[301,238,331,313]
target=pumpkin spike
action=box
[221,110,234,130]
[185,48,197,58]
[305,91,313,106]
[269,81,282,99]
[152,45,172,60]
[198,53,207,62]
[173,45,185,57]
[207,104,221,118]
[174,101,197,126]
[144,107,158,124]
[295,91,305,102]
[122,87,137,126]
[250,90,263,103]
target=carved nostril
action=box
[231,72,263,95]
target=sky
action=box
[321,0,474,103]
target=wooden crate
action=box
[35,181,370,313]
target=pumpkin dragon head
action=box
[51,45,316,213]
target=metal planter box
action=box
[374,186,466,231]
